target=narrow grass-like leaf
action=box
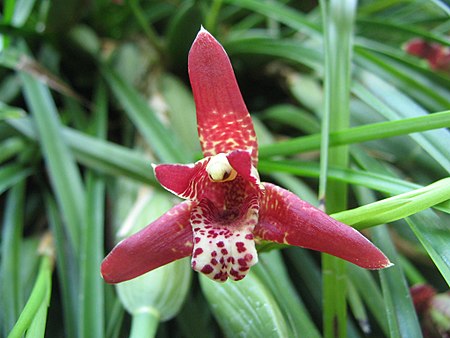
[371,225,423,338]
[259,110,450,158]
[252,251,321,338]
[0,137,26,163]
[357,18,449,46]
[158,74,200,155]
[285,248,322,312]
[8,246,53,338]
[1,181,25,336]
[200,272,291,337]
[105,295,124,338]
[225,0,321,37]
[347,279,370,334]
[226,38,322,71]
[102,66,187,163]
[20,72,85,251]
[258,160,450,213]
[8,117,154,184]
[9,0,38,26]
[0,163,31,195]
[356,48,450,111]
[406,210,450,286]
[260,104,320,135]
[0,102,26,120]
[45,196,77,338]
[347,264,389,336]
[79,82,106,338]
[79,172,105,338]
[319,1,357,336]
[332,177,450,229]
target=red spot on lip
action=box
[217,241,225,247]
[221,248,228,255]
[201,265,214,274]
[193,248,203,258]
[230,269,239,277]
[194,237,201,243]
[238,258,247,266]
[236,242,246,253]
[211,258,218,266]
[245,234,253,240]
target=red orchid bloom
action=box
[101,28,391,283]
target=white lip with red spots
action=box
[190,197,259,282]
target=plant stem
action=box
[129,310,160,338]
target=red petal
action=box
[255,183,391,269]
[153,160,209,200]
[227,150,261,187]
[188,28,258,164]
[101,201,194,283]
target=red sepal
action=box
[188,28,258,164]
[255,183,391,269]
[101,201,194,284]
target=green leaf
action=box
[258,160,450,214]
[45,196,77,338]
[0,163,31,195]
[347,265,389,336]
[0,102,26,120]
[333,177,450,229]
[79,83,107,338]
[371,225,423,338]
[226,37,322,71]
[8,117,155,185]
[252,251,321,338]
[158,74,200,154]
[225,0,321,36]
[102,66,188,163]
[0,137,26,164]
[20,72,86,252]
[79,173,106,338]
[259,110,450,158]
[319,2,356,334]
[406,210,450,286]
[8,247,53,338]
[354,72,450,173]
[1,181,25,336]
[200,272,291,338]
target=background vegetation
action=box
[0,0,449,337]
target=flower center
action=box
[206,153,237,182]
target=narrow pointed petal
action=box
[153,160,209,200]
[101,201,194,283]
[188,28,258,164]
[191,197,259,282]
[255,183,391,269]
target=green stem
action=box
[129,310,160,338]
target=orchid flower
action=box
[101,27,391,284]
